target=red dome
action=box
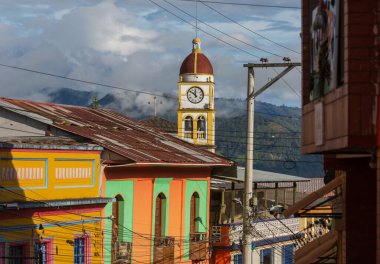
[179,38,213,75]
[180,52,213,75]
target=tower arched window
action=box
[184,116,193,139]
[190,192,200,236]
[154,193,167,245]
[197,116,206,139]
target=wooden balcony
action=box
[112,241,132,264]
[189,232,207,261]
[153,237,174,264]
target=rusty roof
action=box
[139,116,177,134]
[0,98,234,166]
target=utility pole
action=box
[242,62,301,264]
[242,66,254,264]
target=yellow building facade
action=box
[0,139,112,263]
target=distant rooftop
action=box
[212,167,310,190]
[139,116,177,134]
[236,167,310,183]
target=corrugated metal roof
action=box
[237,167,309,183]
[0,136,103,151]
[211,167,309,189]
[139,117,177,134]
[0,98,233,166]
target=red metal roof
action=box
[0,98,233,166]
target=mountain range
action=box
[43,87,323,178]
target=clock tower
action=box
[178,38,215,152]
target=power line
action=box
[0,63,303,118]
[271,68,301,98]
[0,63,176,100]
[174,0,301,9]
[146,0,260,59]
[162,0,285,58]
[198,1,301,54]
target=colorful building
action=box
[0,136,112,264]
[283,0,380,263]
[210,168,311,264]
[0,97,234,263]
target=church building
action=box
[178,38,216,152]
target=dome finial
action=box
[192,37,201,52]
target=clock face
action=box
[187,86,204,104]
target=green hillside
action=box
[215,113,323,177]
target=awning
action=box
[294,230,338,264]
[283,176,343,218]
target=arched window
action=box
[184,116,193,139]
[155,193,167,245]
[112,195,124,262]
[190,192,200,236]
[197,116,206,139]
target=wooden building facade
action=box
[284,1,380,263]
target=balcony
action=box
[189,232,207,261]
[153,236,174,264]
[112,241,132,264]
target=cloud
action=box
[0,0,302,111]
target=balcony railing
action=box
[184,131,193,139]
[112,241,132,264]
[196,131,206,139]
[153,236,174,264]
[189,232,207,261]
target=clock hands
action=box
[190,88,197,97]
[187,87,203,103]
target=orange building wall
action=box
[132,179,154,263]
[105,166,212,263]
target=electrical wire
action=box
[0,63,177,101]
[271,68,301,98]
[198,0,301,54]
[174,0,301,9]
[0,62,304,121]
[162,0,285,58]
[147,0,260,59]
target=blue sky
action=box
[0,0,301,115]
